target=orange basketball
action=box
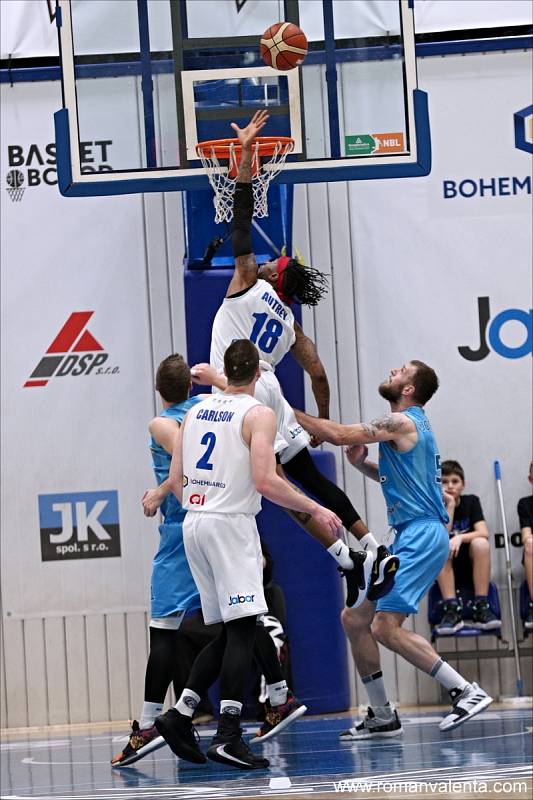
[260,22,308,71]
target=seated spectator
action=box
[435,460,501,634]
[517,461,533,630]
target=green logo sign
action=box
[345,135,376,156]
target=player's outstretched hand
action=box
[191,362,220,386]
[142,488,164,517]
[311,505,342,535]
[345,444,368,467]
[231,109,269,148]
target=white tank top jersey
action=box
[182,392,262,515]
[210,278,296,370]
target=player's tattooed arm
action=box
[291,322,330,418]
[294,410,415,446]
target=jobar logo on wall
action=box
[4,140,113,202]
[458,297,532,361]
[24,311,120,388]
[38,491,121,561]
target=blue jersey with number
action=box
[150,396,202,524]
[378,406,448,528]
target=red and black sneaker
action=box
[111,720,166,767]
[249,692,307,744]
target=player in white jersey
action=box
[154,340,341,770]
[194,110,399,610]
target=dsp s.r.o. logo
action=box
[459,297,532,361]
[24,311,119,387]
[189,493,206,506]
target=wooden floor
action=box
[1,703,532,800]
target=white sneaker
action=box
[339,706,403,740]
[439,682,493,731]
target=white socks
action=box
[360,533,379,558]
[140,701,163,729]
[220,699,243,716]
[327,540,353,570]
[175,688,201,718]
[267,679,288,707]
[362,670,393,719]
[430,658,468,693]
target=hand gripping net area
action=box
[196,137,294,224]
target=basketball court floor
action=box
[1,705,532,800]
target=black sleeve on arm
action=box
[469,495,485,527]
[231,182,254,258]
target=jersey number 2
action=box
[196,432,216,471]
[250,312,283,354]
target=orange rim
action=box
[196,136,294,177]
[196,136,294,159]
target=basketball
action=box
[260,22,308,71]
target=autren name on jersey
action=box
[261,291,288,320]
[196,409,235,422]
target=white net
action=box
[197,139,294,225]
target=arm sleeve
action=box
[231,182,254,258]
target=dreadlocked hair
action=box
[281,258,329,306]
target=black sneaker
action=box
[207,714,269,770]
[435,600,464,635]
[154,708,207,764]
[249,692,307,744]
[111,720,166,767]
[471,600,501,631]
[339,549,374,608]
[525,600,533,631]
[339,705,403,740]
[367,546,400,602]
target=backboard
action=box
[54,0,430,197]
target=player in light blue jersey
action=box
[296,360,492,736]
[112,354,203,767]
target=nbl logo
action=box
[6,168,25,202]
[24,311,120,388]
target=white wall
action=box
[1,0,531,59]
[1,48,532,726]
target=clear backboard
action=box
[54,0,430,196]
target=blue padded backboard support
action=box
[257,450,350,714]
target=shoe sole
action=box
[339,726,403,741]
[154,716,207,764]
[434,622,464,635]
[347,552,374,609]
[111,735,167,768]
[249,703,307,744]
[367,555,400,602]
[439,694,493,731]
[207,747,269,770]
[469,621,502,630]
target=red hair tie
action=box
[275,256,292,304]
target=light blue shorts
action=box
[151,522,201,618]
[375,518,449,616]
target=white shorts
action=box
[255,366,310,465]
[183,511,268,625]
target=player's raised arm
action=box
[290,321,330,418]
[295,410,416,447]
[226,110,269,294]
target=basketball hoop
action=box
[196,136,294,224]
